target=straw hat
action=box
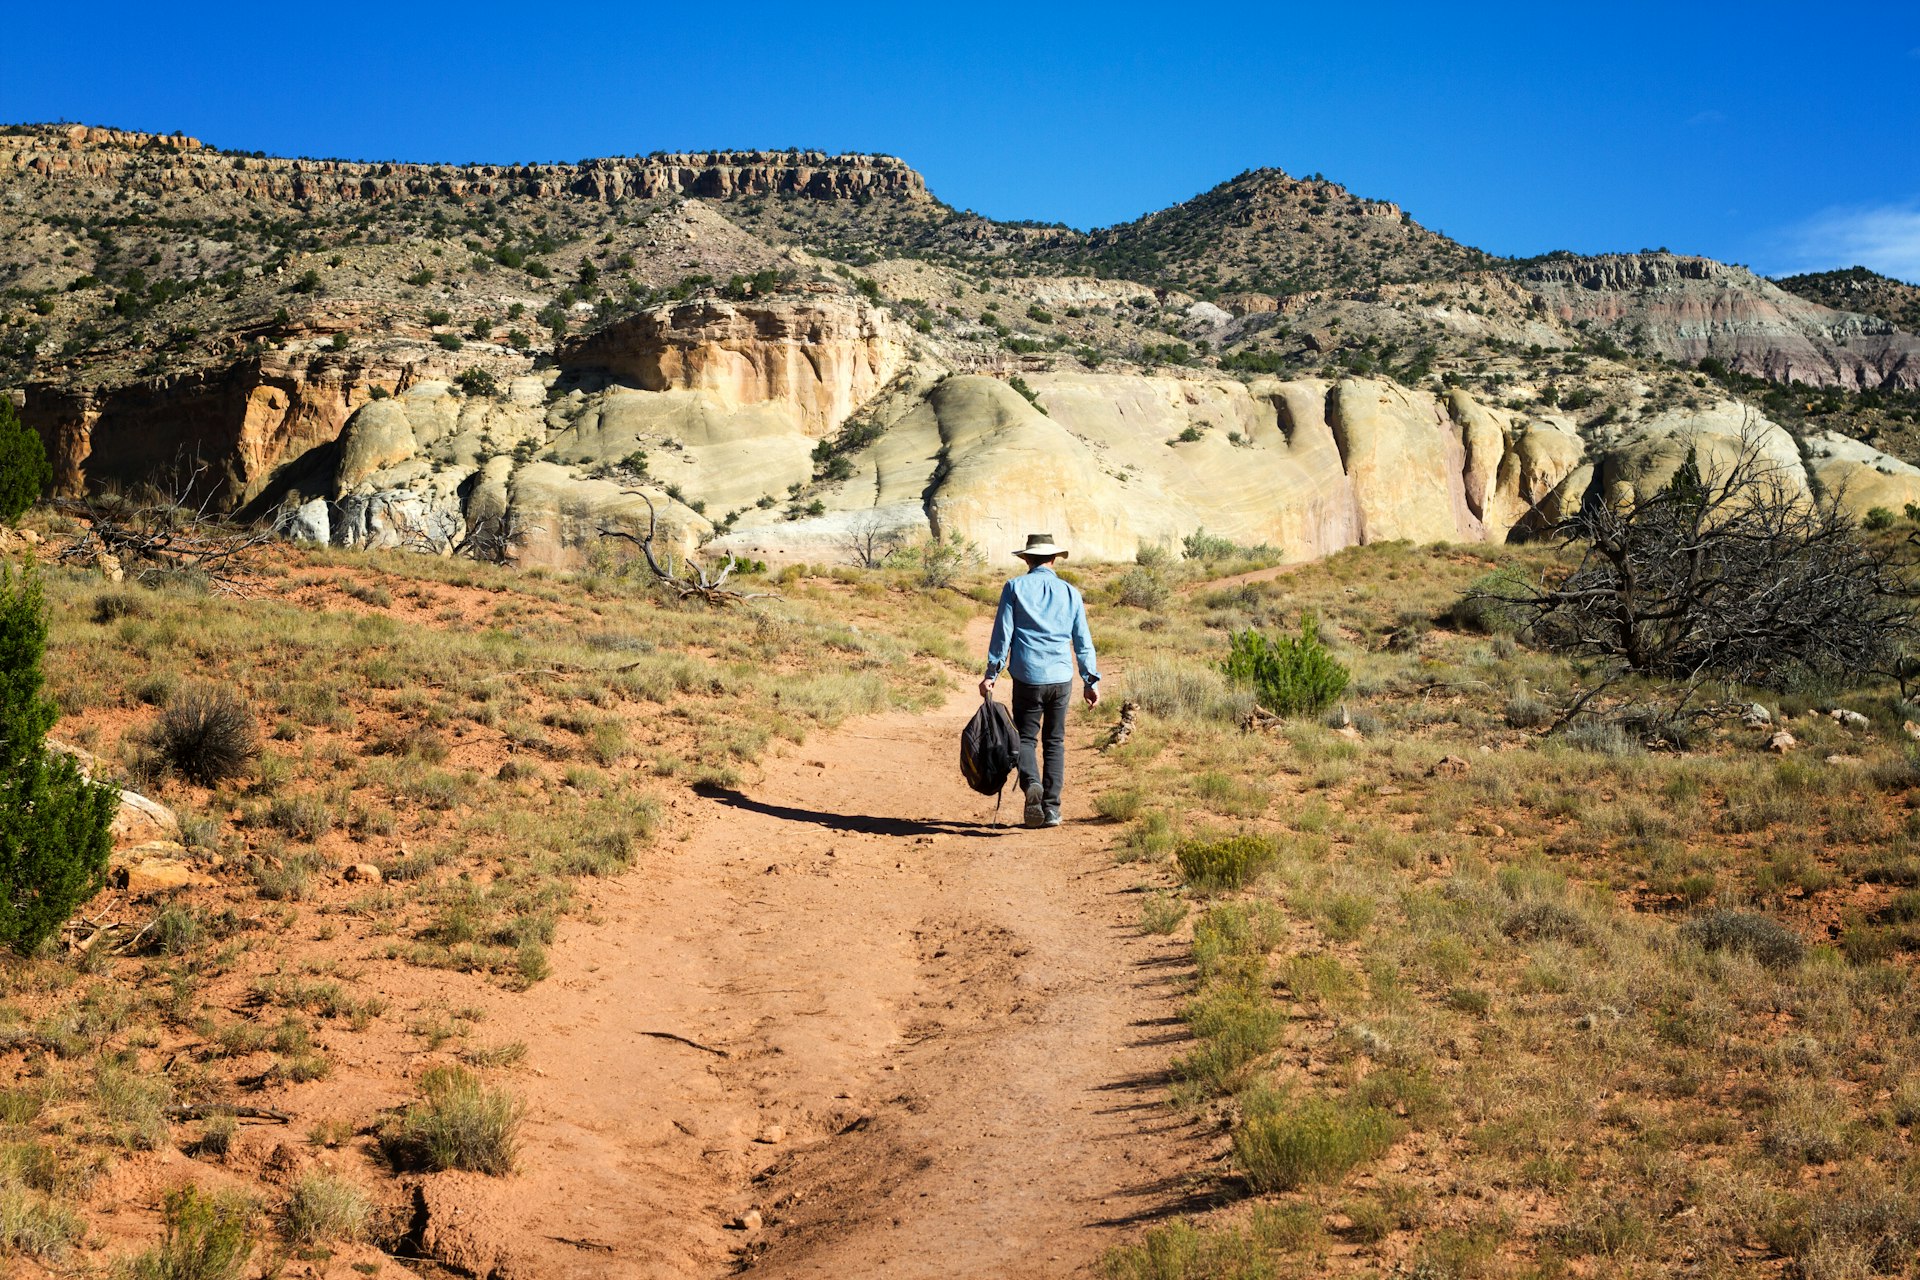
[1014,533,1068,560]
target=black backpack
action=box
[960,696,1021,800]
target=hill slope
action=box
[1776,265,1920,335]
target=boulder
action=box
[1803,432,1920,521]
[116,846,212,895]
[278,496,331,543]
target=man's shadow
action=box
[695,785,1014,838]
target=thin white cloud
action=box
[1685,109,1725,126]
[1767,202,1920,283]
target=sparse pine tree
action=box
[0,398,51,525]
[0,566,116,953]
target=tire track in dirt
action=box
[446,623,1210,1278]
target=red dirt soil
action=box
[438,626,1210,1278]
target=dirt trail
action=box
[461,622,1210,1278]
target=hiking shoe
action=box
[1023,784,1045,828]
[1044,810,1063,828]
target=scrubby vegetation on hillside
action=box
[1094,537,1920,1278]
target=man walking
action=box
[979,533,1101,828]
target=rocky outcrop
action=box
[308,362,1920,571]
[24,349,418,506]
[1803,432,1920,518]
[712,374,1587,565]
[559,297,909,437]
[1518,253,1920,391]
[0,126,927,208]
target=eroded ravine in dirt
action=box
[440,626,1208,1278]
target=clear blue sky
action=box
[6,1,1917,281]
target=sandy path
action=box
[455,627,1209,1278]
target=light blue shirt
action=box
[984,566,1100,687]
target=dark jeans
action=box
[1012,680,1071,814]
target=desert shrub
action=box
[1181,528,1235,561]
[1176,985,1285,1093]
[454,368,497,398]
[1111,568,1170,610]
[1504,689,1553,729]
[1135,542,1174,569]
[282,1171,370,1244]
[1224,615,1349,717]
[1316,892,1375,942]
[128,1185,255,1280]
[1175,834,1278,892]
[1095,787,1144,823]
[1864,505,1897,531]
[1192,901,1286,984]
[1763,1081,1853,1164]
[249,852,321,902]
[153,685,259,784]
[902,530,979,589]
[92,590,147,623]
[1679,908,1805,969]
[146,903,206,955]
[0,398,51,525]
[379,1065,522,1175]
[267,794,333,840]
[1233,1095,1402,1192]
[0,567,117,953]
[1442,569,1531,634]
[1383,609,1431,653]
[1522,442,1913,686]
[1101,1217,1271,1280]
[1502,901,1589,943]
[1139,892,1188,935]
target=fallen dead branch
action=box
[163,1104,292,1123]
[599,490,775,605]
[55,453,273,594]
[637,1030,730,1057]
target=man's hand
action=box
[978,676,996,699]
[1084,683,1102,708]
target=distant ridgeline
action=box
[0,124,929,205]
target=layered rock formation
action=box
[1518,253,1920,391]
[559,297,909,436]
[0,126,926,207]
[24,348,414,506]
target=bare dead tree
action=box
[842,512,905,569]
[55,452,276,594]
[598,490,773,605]
[453,510,534,564]
[1487,426,1916,699]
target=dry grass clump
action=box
[0,1173,84,1260]
[1126,656,1248,723]
[282,1170,370,1244]
[151,684,258,784]
[1232,1093,1402,1193]
[378,1065,522,1175]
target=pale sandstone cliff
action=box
[558,297,909,437]
[221,297,1920,570]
